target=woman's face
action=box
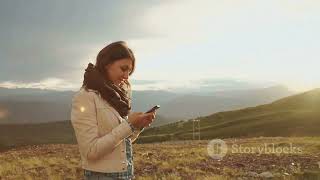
[105,58,133,86]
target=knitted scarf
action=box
[82,63,131,118]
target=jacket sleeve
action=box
[71,91,134,161]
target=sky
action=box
[0,0,319,92]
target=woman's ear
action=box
[103,64,111,79]
[104,64,110,72]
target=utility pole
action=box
[192,119,201,140]
[193,119,194,140]
[198,119,200,141]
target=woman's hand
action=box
[128,111,156,129]
[144,111,156,127]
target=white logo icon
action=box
[207,139,228,160]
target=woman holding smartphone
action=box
[71,41,156,180]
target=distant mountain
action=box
[0,88,179,124]
[0,85,293,125]
[159,85,294,119]
[1,88,318,150]
[139,88,320,143]
[131,90,177,112]
[0,87,74,124]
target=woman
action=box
[71,41,155,180]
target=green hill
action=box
[138,88,320,143]
[0,121,76,151]
[0,115,169,151]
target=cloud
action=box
[0,77,274,92]
[1,0,319,92]
[0,77,78,91]
[0,1,158,83]
[130,78,275,92]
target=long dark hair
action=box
[95,41,135,77]
[81,41,135,116]
[82,41,135,95]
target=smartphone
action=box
[145,105,160,113]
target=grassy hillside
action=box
[138,89,320,143]
[0,115,167,151]
[0,121,76,151]
[158,85,293,119]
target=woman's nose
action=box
[123,72,129,79]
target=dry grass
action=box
[0,137,319,179]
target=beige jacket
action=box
[71,87,142,173]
